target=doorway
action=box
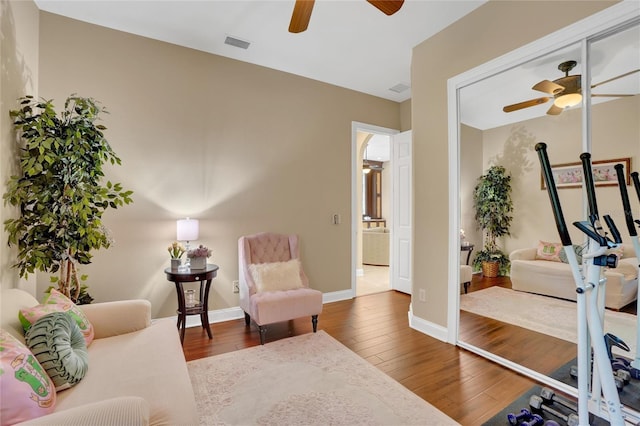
[358,133,391,296]
[351,122,412,297]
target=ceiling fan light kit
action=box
[554,92,582,108]
[503,59,639,116]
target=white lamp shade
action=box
[177,218,199,241]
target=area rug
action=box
[460,287,638,357]
[187,331,457,425]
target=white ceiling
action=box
[364,134,390,162]
[33,0,486,103]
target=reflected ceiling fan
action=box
[289,0,404,33]
[503,60,640,116]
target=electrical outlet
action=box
[418,289,426,302]
[233,280,239,293]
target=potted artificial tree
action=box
[472,165,513,277]
[4,95,133,303]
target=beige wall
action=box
[480,96,639,255]
[1,0,39,293]
[411,0,616,327]
[460,124,483,256]
[34,12,401,317]
[399,99,411,131]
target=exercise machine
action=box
[536,143,624,425]
[614,166,640,370]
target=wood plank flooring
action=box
[182,277,579,425]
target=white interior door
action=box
[391,130,412,294]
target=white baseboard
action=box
[407,304,449,343]
[181,306,245,328]
[171,289,355,328]
[323,289,354,303]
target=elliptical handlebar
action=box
[536,143,572,246]
[580,152,599,220]
[633,171,640,204]
[615,164,637,237]
[603,215,622,244]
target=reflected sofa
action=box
[363,227,390,266]
[509,243,638,310]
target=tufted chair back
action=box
[238,232,310,312]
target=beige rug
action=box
[187,330,457,425]
[460,286,638,357]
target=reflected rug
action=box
[187,330,457,425]
[460,287,638,357]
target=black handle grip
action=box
[633,172,640,203]
[603,214,622,244]
[580,152,599,219]
[536,143,572,246]
[615,164,637,237]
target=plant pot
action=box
[170,258,181,270]
[482,261,499,278]
[189,257,207,270]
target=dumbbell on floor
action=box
[522,414,543,426]
[539,387,578,413]
[507,408,531,425]
[530,395,579,426]
[569,364,625,390]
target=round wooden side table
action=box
[164,264,219,344]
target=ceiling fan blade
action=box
[289,0,315,33]
[591,69,640,89]
[592,94,636,98]
[367,0,404,15]
[546,103,564,115]
[532,80,565,95]
[503,97,549,113]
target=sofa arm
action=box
[17,396,150,425]
[80,300,152,339]
[509,248,537,261]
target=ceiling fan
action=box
[503,60,640,116]
[289,0,404,33]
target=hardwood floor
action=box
[182,275,565,425]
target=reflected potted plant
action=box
[187,244,211,270]
[472,165,513,277]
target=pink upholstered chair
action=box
[238,232,323,344]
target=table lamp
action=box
[177,218,199,268]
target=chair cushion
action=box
[249,259,304,292]
[19,289,95,346]
[250,288,323,325]
[0,329,57,424]
[25,312,89,391]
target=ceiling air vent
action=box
[224,36,251,50]
[389,83,410,93]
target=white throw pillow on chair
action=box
[249,259,304,292]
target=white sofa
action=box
[1,288,198,425]
[509,243,638,310]
[362,227,390,266]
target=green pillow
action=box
[559,244,584,265]
[25,312,89,391]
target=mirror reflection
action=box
[457,22,640,404]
